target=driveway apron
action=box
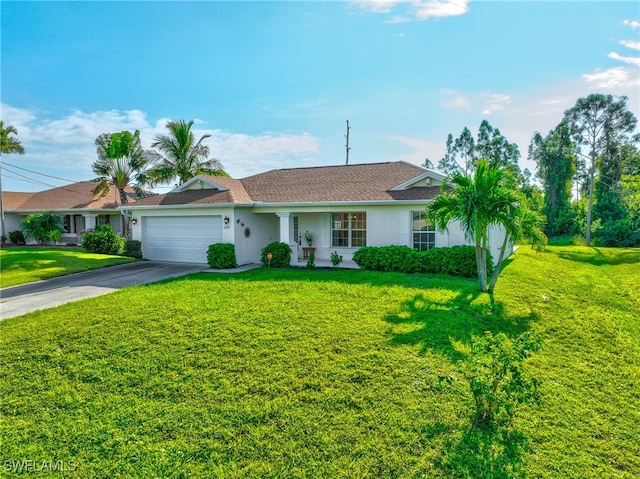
[0,261,208,320]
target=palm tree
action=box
[427,159,522,292]
[0,121,26,239]
[149,120,227,186]
[92,130,153,239]
[92,130,151,205]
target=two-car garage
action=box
[141,216,222,263]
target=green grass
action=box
[0,247,137,288]
[1,246,638,478]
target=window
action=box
[331,212,366,248]
[97,214,110,226]
[293,215,299,244]
[74,215,85,233]
[412,211,435,251]
[63,215,72,233]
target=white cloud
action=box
[620,40,640,51]
[481,93,511,115]
[608,51,640,66]
[623,19,639,29]
[0,104,320,191]
[582,67,638,88]
[351,0,404,14]
[412,0,469,20]
[353,0,469,21]
[440,89,472,110]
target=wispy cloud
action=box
[440,89,472,110]
[412,0,469,20]
[623,19,639,29]
[353,0,470,22]
[481,93,511,115]
[608,51,640,66]
[620,40,640,51]
[582,67,639,88]
[0,104,320,191]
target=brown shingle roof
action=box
[128,162,444,207]
[241,161,429,203]
[8,181,144,211]
[2,192,35,209]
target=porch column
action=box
[83,214,97,230]
[275,212,295,265]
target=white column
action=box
[83,214,97,230]
[275,212,296,265]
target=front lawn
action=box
[1,246,638,478]
[0,247,137,288]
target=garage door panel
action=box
[142,216,222,263]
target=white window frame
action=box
[412,210,436,251]
[331,212,366,248]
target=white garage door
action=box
[142,216,222,263]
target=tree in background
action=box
[563,94,638,246]
[150,120,227,186]
[529,121,576,237]
[427,159,525,293]
[0,121,25,239]
[437,121,523,185]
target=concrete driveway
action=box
[0,261,208,320]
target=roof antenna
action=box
[345,120,351,165]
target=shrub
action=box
[47,229,62,245]
[330,251,343,268]
[9,230,25,245]
[306,251,315,269]
[421,245,494,278]
[353,245,491,278]
[260,242,291,267]
[465,331,542,429]
[353,245,422,273]
[21,211,64,245]
[82,225,125,255]
[593,218,640,247]
[123,240,143,259]
[207,243,237,269]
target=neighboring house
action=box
[3,181,140,244]
[128,161,511,265]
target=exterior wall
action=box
[3,213,23,241]
[233,210,278,265]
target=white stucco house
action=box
[2,181,139,244]
[127,161,511,265]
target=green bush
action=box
[593,218,640,247]
[123,240,143,259]
[260,242,291,267]
[82,225,125,255]
[465,331,542,429]
[306,251,315,269]
[330,251,343,268]
[9,230,25,245]
[352,245,422,273]
[353,245,492,278]
[421,245,494,278]
[21,211,64,245]
[207,243,237,269]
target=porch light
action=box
[132,218,138,225]
[224,216,230,225]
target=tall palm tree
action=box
[92,130,151,205]
[150,120,227,186]
[92,130,152,239]
[0,121,26,238]
[427,159,522,292]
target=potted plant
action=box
[304,230,313,247]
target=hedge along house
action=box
[2,181,140,244]
[127,161,512,266]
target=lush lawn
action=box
[1,246,638,478]
[0,247,137,288]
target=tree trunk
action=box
[117,187,129,239]
[476,242,488,292]
[488,234,510,293]
[585,154,596,247]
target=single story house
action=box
[2,181,139,243]
[127,161,511,265]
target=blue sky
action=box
[1,0,639,192]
